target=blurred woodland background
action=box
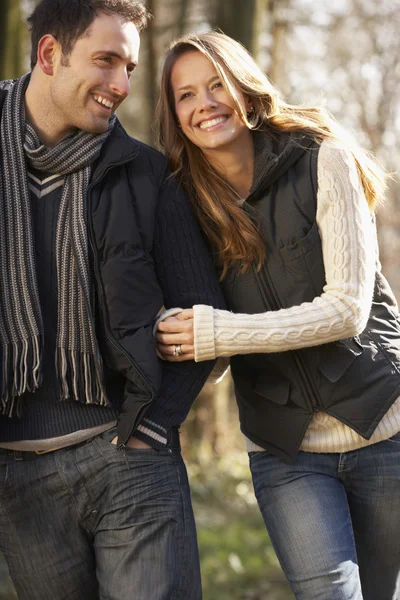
[1,0,399,598]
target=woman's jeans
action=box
[249,432,400,600]
[0,427,201,600]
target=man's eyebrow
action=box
[94,50,137,67]
[176,75,219,92]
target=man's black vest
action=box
[222,132,400,462]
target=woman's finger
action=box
[175,309,194,320]
[157,343,194,361]
[157,343,194,355]
[155,331,192,345]
[157,318,194,333]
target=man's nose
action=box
[109,69,130,100]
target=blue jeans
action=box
[0,428,201,600]
[249,432,400,600]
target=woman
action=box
[154,31,400,599]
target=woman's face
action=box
[170,50,252,156]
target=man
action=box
[0,1,225,598]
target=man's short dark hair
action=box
[27,0,151,70]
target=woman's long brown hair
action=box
[155,32,388,279]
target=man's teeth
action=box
[199,116,227,129]
[93,95,114,109]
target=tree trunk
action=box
[143,0,157,144]
[266,0,291,93]
[0,0,11,80]
[213,0,257,54]
[1,0,24,80]
[177,0,190,37]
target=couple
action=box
[0,1,399,599]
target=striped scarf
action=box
[0,73,115,416]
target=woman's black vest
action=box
[222,132,400,462]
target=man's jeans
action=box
[0,428,201,600]
[249,432,400,600]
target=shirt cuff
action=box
[193,304,216,361]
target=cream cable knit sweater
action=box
[193,141,400,453]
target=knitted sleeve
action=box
[193,142,377,361]
[133,174,226,447]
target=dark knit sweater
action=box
[0,168,119,442]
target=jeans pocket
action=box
[0,462,8,498]
[98,427,161,453]
[98,425,118,443]
[386,430,400,444]
[248,450,270,464]
[123,445,161,456]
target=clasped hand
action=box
[155,309,194,361]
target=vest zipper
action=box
[256,266,320,412]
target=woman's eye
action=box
[211,81,223,90]
[179,92,192,101]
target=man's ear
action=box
[36,34,61,76]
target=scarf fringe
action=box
[56,347,110,407]
[0,335,42,417]
[0,74,116,417]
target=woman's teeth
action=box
[199,116,227,129]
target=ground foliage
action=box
[189,453,294,600]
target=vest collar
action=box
[248,129,316,200]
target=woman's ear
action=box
[246,97,254,118]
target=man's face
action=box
[48,12,140,136]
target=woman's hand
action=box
[156,309,194,361]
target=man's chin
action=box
[81,118,111,135]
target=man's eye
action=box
[99,57,112,64]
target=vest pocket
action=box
[276,220,325,303]
[233,367,291,406]
[253,371,291,404]
[278,220,319,265]
[318,336,364,383]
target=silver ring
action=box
[173,344,182,357]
